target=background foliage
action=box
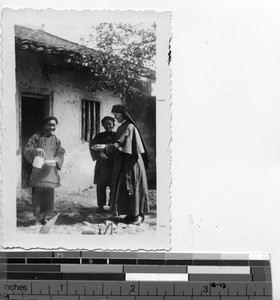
[79,23,156,98]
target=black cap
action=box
[43,116,58,125]
[101,116,115,125]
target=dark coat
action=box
[89,131,116,186]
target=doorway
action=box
[21,94,51,188]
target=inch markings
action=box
[0,252,272,299]
[0,281,272,297]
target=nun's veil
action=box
[111,105,149,168]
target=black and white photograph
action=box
[1,9,171,249]
[3,1,280,297]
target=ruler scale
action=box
[0,252,272,299]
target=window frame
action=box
[81,99,100,142]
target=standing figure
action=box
[93,105,149,224]
[23,116,65,225]
[89,116,116,213]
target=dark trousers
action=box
[32,187,54,216]
[96,184,110,208]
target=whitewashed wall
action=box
[16,49,122,193]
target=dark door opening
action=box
[21,94,50,188]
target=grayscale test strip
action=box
[0,252,272,299]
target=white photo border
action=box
[0,8,171,250]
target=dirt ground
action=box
[16,186,157,235]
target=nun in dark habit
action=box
[92,105,149,224]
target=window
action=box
[82,100,100,141]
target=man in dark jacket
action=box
[89,116,116,213]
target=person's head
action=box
[101,116,115,132]
[113,113,125,123]
[43,116,58,135]
[111,105,129,124]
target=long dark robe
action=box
[89,131,116,207]
[107,121,148,216]
[23,132,64,215]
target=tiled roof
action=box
[15,25,94,57]
[15,25,155,80]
